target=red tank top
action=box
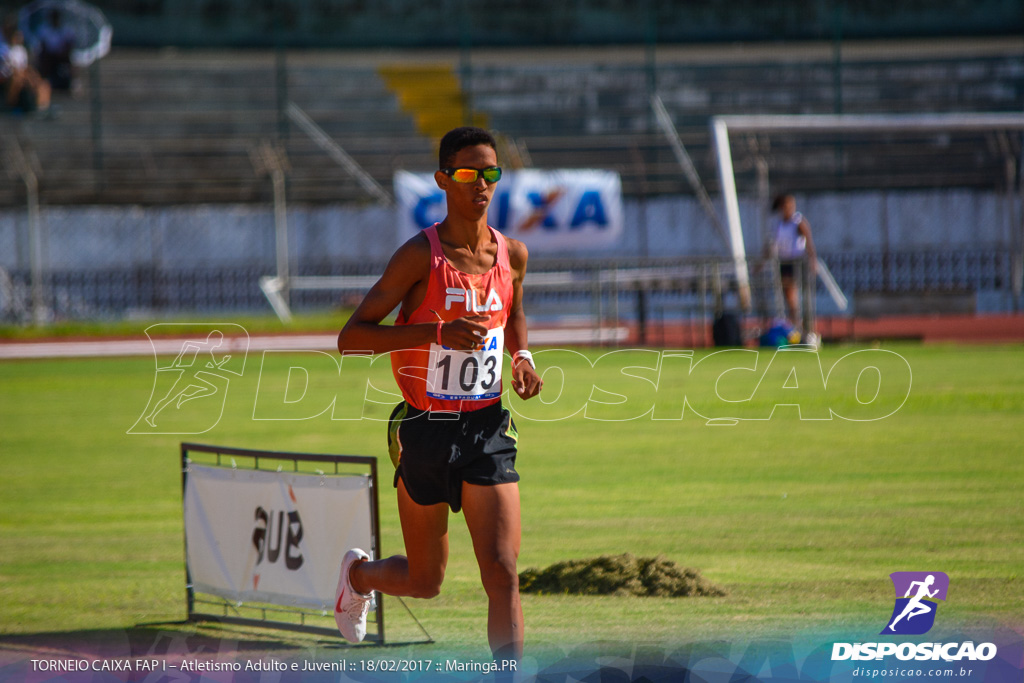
[390,224,514,412]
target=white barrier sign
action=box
[183,464,372,610]
[395,169,624,250]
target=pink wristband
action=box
[436,320,444,346]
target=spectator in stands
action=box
[2,19,51,113]
[34,8,75,91]
[769,193,816,331]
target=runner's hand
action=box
[440,315,490,350]
[511,358,543,400]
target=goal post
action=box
[710,112,1024,324]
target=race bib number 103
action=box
[426,327,504,401]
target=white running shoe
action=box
[333,548,372,643]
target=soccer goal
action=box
[710,112,1024,326]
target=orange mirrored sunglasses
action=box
[442,166,503,183]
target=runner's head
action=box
[436,128,500,218]
[439,127,497,170]
[772,193,796,219]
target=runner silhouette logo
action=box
[882,572,949,635]
[128,324,248,435]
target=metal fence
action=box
[0,245,1016,328]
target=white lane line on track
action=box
[0,328,628,359]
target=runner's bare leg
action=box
[349,478,450,599]
[462,481,523,660]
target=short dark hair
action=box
[438,127,496,169]
[771,193,793,211]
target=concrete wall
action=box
[1,189,1018,273]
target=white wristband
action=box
[512,350,535,369]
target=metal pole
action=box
[459,0,473,126]
[636,289,647,346]
[1016,146,1024,311]
[272,164,289,308]
[250,141,294,321]
[832,0,845,185]
[881,191,891,292]
[10,139,47,325]
[181,445,196,621]
[801,258,817,340]
[701,263,710,347]
[712,113,1024,134]
[26,167,45,326]
[610,268,619,347]
[653,94,728,245]
[629,144,650,258]
[1009,151,1023,311]
[832,0,844,116]
[89,60,104,180]
[368,459,385,643]
[645,0,657,99]
[710,118,752,311]
[755,157,770,252]
[287,103,393,205]
[276,48,289,140]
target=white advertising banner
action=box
[395,168,624,251]
[183,464,373,610]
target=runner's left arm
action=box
[506,239,543,400]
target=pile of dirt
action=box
[518,554,726,598]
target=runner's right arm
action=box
[337,236,487,355]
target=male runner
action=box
[333,127,543,660]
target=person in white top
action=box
[769,193,816,330]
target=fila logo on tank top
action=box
[390,224,514,412]
[444,287,503,313]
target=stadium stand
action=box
[1,50,432,205]
[2,39,1021,208]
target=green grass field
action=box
[1,341,1022,658]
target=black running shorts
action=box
[387,401,519,513]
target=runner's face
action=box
[782,196,796,219]
[438,144,499,219]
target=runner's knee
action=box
[479,554,519,596]
[408,568,445,599]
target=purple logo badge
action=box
[882,572,949,635]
